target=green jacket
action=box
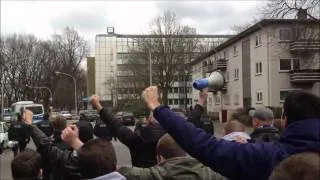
[118,157,226,180]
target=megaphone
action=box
[193,71,225,90]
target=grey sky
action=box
[1,1,266,56]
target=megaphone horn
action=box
[193,71,225,90]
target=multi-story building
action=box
[86,57,96,97]
[93,27,232,108]
[191,19,320,122]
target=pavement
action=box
[0,120,226,180]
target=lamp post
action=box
[55,72,77,114]
[184,69,189,110]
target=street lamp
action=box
[55,71,77,114]
[25,85,53,104]
[184,69,189,110]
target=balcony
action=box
[213,58,227,70]
[290,69,320,84]
[208,84,227,93]
[290,40,320,53]
[203,64,214,73]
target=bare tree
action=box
[125,11,200,105]
[262,0,320,20]
[0,27,88,111]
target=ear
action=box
[281,116,287,129]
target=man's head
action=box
[51,116,67,131]
[11,148,42,180]
[224,120,245,135]
[78,138,117,179]
[156,133,186,163]
[251,107,274,129]
[75,121,93,143]
[269,152,320,180]
[283,91,320,126]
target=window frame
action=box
[255,33,262,47]
[234,68,239,80]
[233,45,238,56]
[255,62,262,75]
[279,58,300,72]
[279,29,293,41]
[256,91,263,104]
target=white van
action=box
[11,101,44,124]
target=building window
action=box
[174,99,178,105]
[255,33,261,46]
[256,91,263,104]
[280,59,300,71]
[174,87,178,93]
[234,94,239,105]
[280,90,291,102]
[256,62,262,75]
[224,50,229,60]
[179,87,185,93]
[208,97,212,105]
[215,95,221,105]
[224,95,230,105]
[179,99,184,105]
[279,29,292,41]
[225,71,229,82]
[233,45,238,56]
[169,88,173,93]
[234,68,239,80]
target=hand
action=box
[198,88,209,106]
[61,125,79,144]
[142,86,161,111]
[233,136,248,144]
[22,110,33,125]
[90,95,103,111]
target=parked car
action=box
[60,111,72,120]
[1,108,12,123]
[0,122,9,150]
[115,112,135,126]
[80,110,100,122]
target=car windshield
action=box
[25,106,43,115]
[61,111,70,114]
[123,112,134,116]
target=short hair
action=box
[156,133,186,159]
[224,120,245,135]
[75,121,93,143]
[252,107,274,121]
[78,138,117,179]
[269,152,320,180]
[51,116,67,131]
[11,148,42,179]
[283,91,320,124]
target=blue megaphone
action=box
[193,71,225,90]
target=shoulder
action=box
[118,166,152,180]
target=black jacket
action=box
[250,126,280,143]
[94,119,112,141]
[8,120,30,144]
[188,104,214,135]
[28,125,80,180]
[37,120,53,137]
[99,108,159,168]
[53,130,71,151]
[98,106,204,168]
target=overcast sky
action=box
[1,0,266,56]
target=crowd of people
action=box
[4,86,320,180]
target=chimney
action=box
[297,8,308,20]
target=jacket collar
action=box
[91,172,126,180]
[280,119,320,154]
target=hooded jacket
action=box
[28,125,80,180]
[250,125,280,143]
[91,172,126,180]
[153,105,320,180]
[99,108,164,168]
[118,157,225,180]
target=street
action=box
[0,121,225,180]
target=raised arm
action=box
[142,86,274,180]
[187,88,208,128]
[91,95,138,147]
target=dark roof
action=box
[190,19,320,65]
[96,33,233,38]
